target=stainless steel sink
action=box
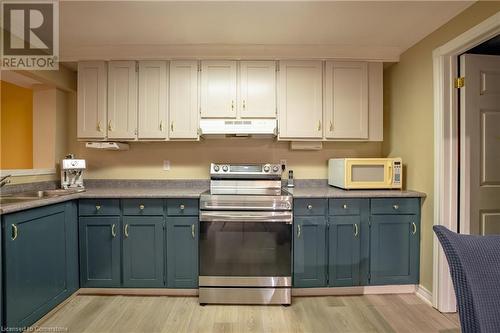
[0,197,35,204]
[0,188,85,206]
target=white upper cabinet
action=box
[107,61,138,140]
[169,60,199,139]
[239,61,276,118]
[77,61,107,139]
[138,61,168,139]
[200,61,237,118]
[278,61,323,139]
[324,61,368,139]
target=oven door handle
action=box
[200,211,293,224]
[202,205,291,211]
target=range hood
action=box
[199,119,277,137]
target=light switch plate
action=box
[163,160,170,171]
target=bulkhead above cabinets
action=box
[76,59,383,142]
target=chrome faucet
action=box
[0,175,11,188]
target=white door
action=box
[239,61,276,118]
[325,61,368,139]
[200,61,237,118]
[77,61,107,139]
[169,60,199,139]
[107,61,138,140]
[138,61,168,140]
[460,54,500,235]
[278,61,323,139]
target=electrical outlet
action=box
[280,159,287,170]
[163,160,170,171]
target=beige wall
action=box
[383,2,500,293]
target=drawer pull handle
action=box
[307,204,313,210]
[393,204,399,210]
[343,204,348,209]
[111,224,117,238]
[354,223,359,237]
[297,225,302,238]
[191,224,195,239]
[11,224,18,241]
[125,224,129,238]
[412,222,417,235]
[96,204,101,211]
[139,204,145,210]
[180,204,185,210]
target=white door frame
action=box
[433,12,500,313]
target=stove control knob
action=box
[272,165,279,172]
[213,165,220,172]
[222,165,229,172]
[263,165,270,172]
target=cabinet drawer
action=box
[294,199,327,216]
[329,199,364,216]
[79,199,120,216]
[122,199,164,216]
[371,198,419,215]
[167,199,199,216]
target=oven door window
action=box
[199,222,291,277]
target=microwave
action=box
[328,158,403,190]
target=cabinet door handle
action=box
[180,204,185,210]
[95,205,101,211]
[159,120,163,131]
[330,121,333,132]
[108,120,113,131]
[307,204,313,210]
[97,121,102,132]
[242,100,246,110]
[297,225,302,238]
[11,224,18,241]
[318,120,322,131]
[393,204,399,210]
[354,224,359,237]
[412,222,417,235]
[191,224,195,239]
[231,100,235,111]
[171,121,174,132]
[343,204,348,209]
[139,204,145,210]
[111,224,117,238]
[124,224,129,238]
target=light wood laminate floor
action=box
[37,294,460,333]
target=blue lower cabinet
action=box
[167,217,198,288]
[370,214,420,285]
[123,216,165,287]
[3,202,78,330]
[328,216,361,287]
[79,216,121,287]
[293,216,327,287]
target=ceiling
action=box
[1,71,43,88]
[60,1,474,62]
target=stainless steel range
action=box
[199,163,293,305]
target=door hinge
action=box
[135,62,139,72]
[454,77,465,88]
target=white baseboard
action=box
[292,285,417,296]
[416,285,433,305]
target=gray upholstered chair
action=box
[433,225,500,333]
